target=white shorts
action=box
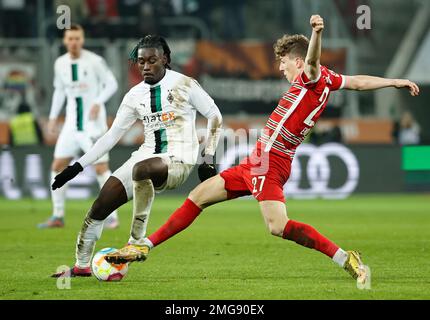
[112,150,194,199]
[54,130,109,164]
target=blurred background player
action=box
[50,35,222,277]
[105,15,420,286]
[38,24,120,229]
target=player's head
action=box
[63,24,85,57]
[129,35,172,85]
[274,34,309,83]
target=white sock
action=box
[142,237,154,249]
[332,248,348,267]
[128,179,155,245]
[75,216,104,268]
[51,171,67,218]
[96,170,118,221]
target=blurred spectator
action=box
[85,0,119,20]
[397,111,421,145]
[84,0,119,38]
[118,0,140,17]
[117,0,140,37]
[171,0,199,15]
[0,0,28,37]
[153,0,175,35]
[219,0,245,40]
[156,0,175,17]
[137,1,158,36]
[9,98,42,146]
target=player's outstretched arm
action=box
[304,14,324,81]
[344,75,420,96]
[51,125,127,190]
[51,103,137,190]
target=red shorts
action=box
[220,150,292,202]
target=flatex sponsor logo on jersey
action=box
[141,111,176,131]
[70,82,90,95]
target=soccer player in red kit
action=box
[106,15,420,285]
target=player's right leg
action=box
[51,176,128,277]
[105,174,229,264]
[259,200,370,285]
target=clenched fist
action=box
[310,15,324,33]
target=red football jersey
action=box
[256,65,346,159]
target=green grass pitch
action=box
[1,194,429,300]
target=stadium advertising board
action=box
[0,143,408,200]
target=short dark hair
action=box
[129,35,172,69]
[274,34,309,60]
[64,24,84,36]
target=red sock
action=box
[148,198,202,247]
[282,220,339,258]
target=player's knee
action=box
[132,161,152,181]
[132,159,163,181]
[188,188,207,208]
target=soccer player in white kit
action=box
[51,35,223,277]
[38,25,120,229]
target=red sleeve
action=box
[326,68,346,91]
[300,66,322,89]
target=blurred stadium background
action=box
[1,0,429,200]
[1,0,430,301]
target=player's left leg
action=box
[105,174,229,264]
[127,157,169,246]
[259,200,369,283]
[93,162,120,229]
[103,157,175,263]
[51,176,129,277]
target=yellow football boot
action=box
[344,250,371,289]
[105,244,150,264]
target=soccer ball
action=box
[91,247,128,281]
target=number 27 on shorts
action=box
[252,176,266,193]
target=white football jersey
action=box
[52,49,116,136]
[113,69,218,164]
